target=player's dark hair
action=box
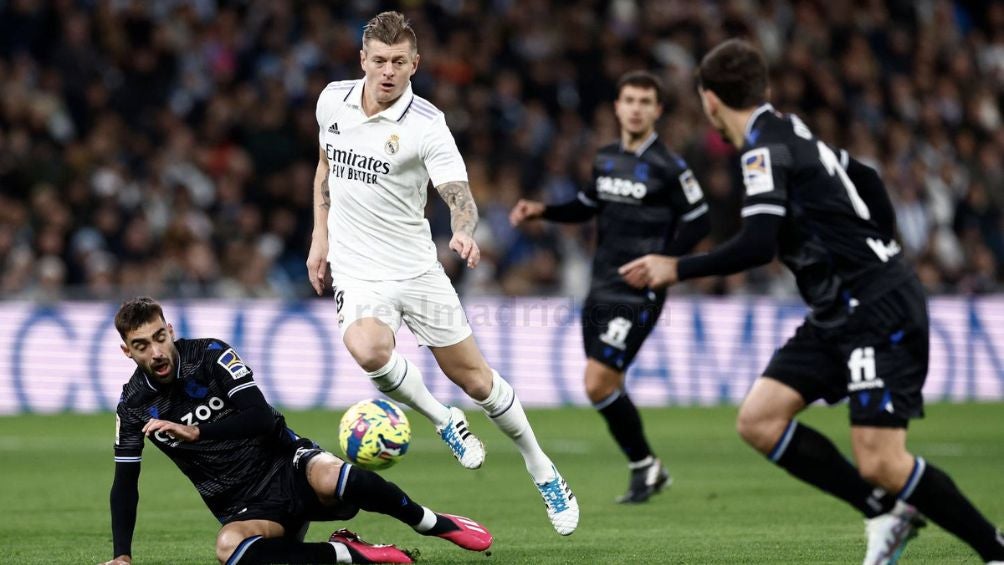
[697,39,768,109]
[115,297,165,340]
[363,11,418,52]
[616,70,665,105]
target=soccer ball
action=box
[338,398,411,470]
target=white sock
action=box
[413,506,438,533]
[330,541,351,563]
[628,455,654,470]
[367,351,451,428]
[476,370,554,482]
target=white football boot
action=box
[437,406,485,469]
[863,500,925,565]
[534,465,579,536]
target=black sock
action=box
[901,458,1004,561]
[596,390,653,463]
[228,536,337,564]
[338,464,424,526]
[770,421,894,518]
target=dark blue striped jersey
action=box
[581,133,708,301]
[738,104,911,314]
[114,339,290,511]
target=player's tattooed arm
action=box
[315,146,331,212]
[320,177,331,210]
[308,146,331,295]
[436,181,481,268]
[436,180,479,236]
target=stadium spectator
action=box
[0,1,1001,299]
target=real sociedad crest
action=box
[385,134,399,155]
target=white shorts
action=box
[331,263,472,347]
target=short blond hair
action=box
[362,11,417,52]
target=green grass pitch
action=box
[2,404,1002,564]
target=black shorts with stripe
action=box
[212,437,358,537]
[764,276,929,428]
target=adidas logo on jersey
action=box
[328,123,340,135]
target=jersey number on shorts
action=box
[847,347,885,392]
[599,317,633,350]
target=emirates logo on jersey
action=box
[385,134,400,155]
[326,144,391,184]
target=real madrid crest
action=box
[385,134,400,155]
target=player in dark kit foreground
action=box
[619,40,1004,564]
[102,297,492,565]
[510,70,709,503]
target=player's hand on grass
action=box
[306,238,329,296]
[143,418,200,442]
[509,199,546,226]
[450,232,481,268]
[619,254,679,289]
[99,555,131,565]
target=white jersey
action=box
[315,79,468,281]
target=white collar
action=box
[345,79,415,122]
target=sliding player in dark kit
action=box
[103,297,491,565]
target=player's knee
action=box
[735,406,776,452]
[856,455,892,487]
[584,376,617,404]
[855,447,913,491]
[309,456,344,497]
[345,340,392,372]
[343,324,394,372]
[215,530,246,564]
[455,366,493,400]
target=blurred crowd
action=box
[1,0,1003,301]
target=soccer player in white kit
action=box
[306,11,577,536]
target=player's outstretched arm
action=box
[509,199,546,226]
[307,146,331,295]
[511,196,598,225]
[665,213,711,255]
[436,180,481,268]
[619,255,680,289]
[107,461,141,564]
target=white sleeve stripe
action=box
[741,203,787,217]
[839,149,849,169]
[412,97,442,114]
[114,456,142,463]
[577,192,598,208]
[681,203,709,222]
[228,382,258,397]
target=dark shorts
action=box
[581,293,665,371]
[213,437,359,537]
[764,277,929,428]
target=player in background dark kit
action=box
[101,297,492,565]
[619,40,1004,565]
[510,71,710,503]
